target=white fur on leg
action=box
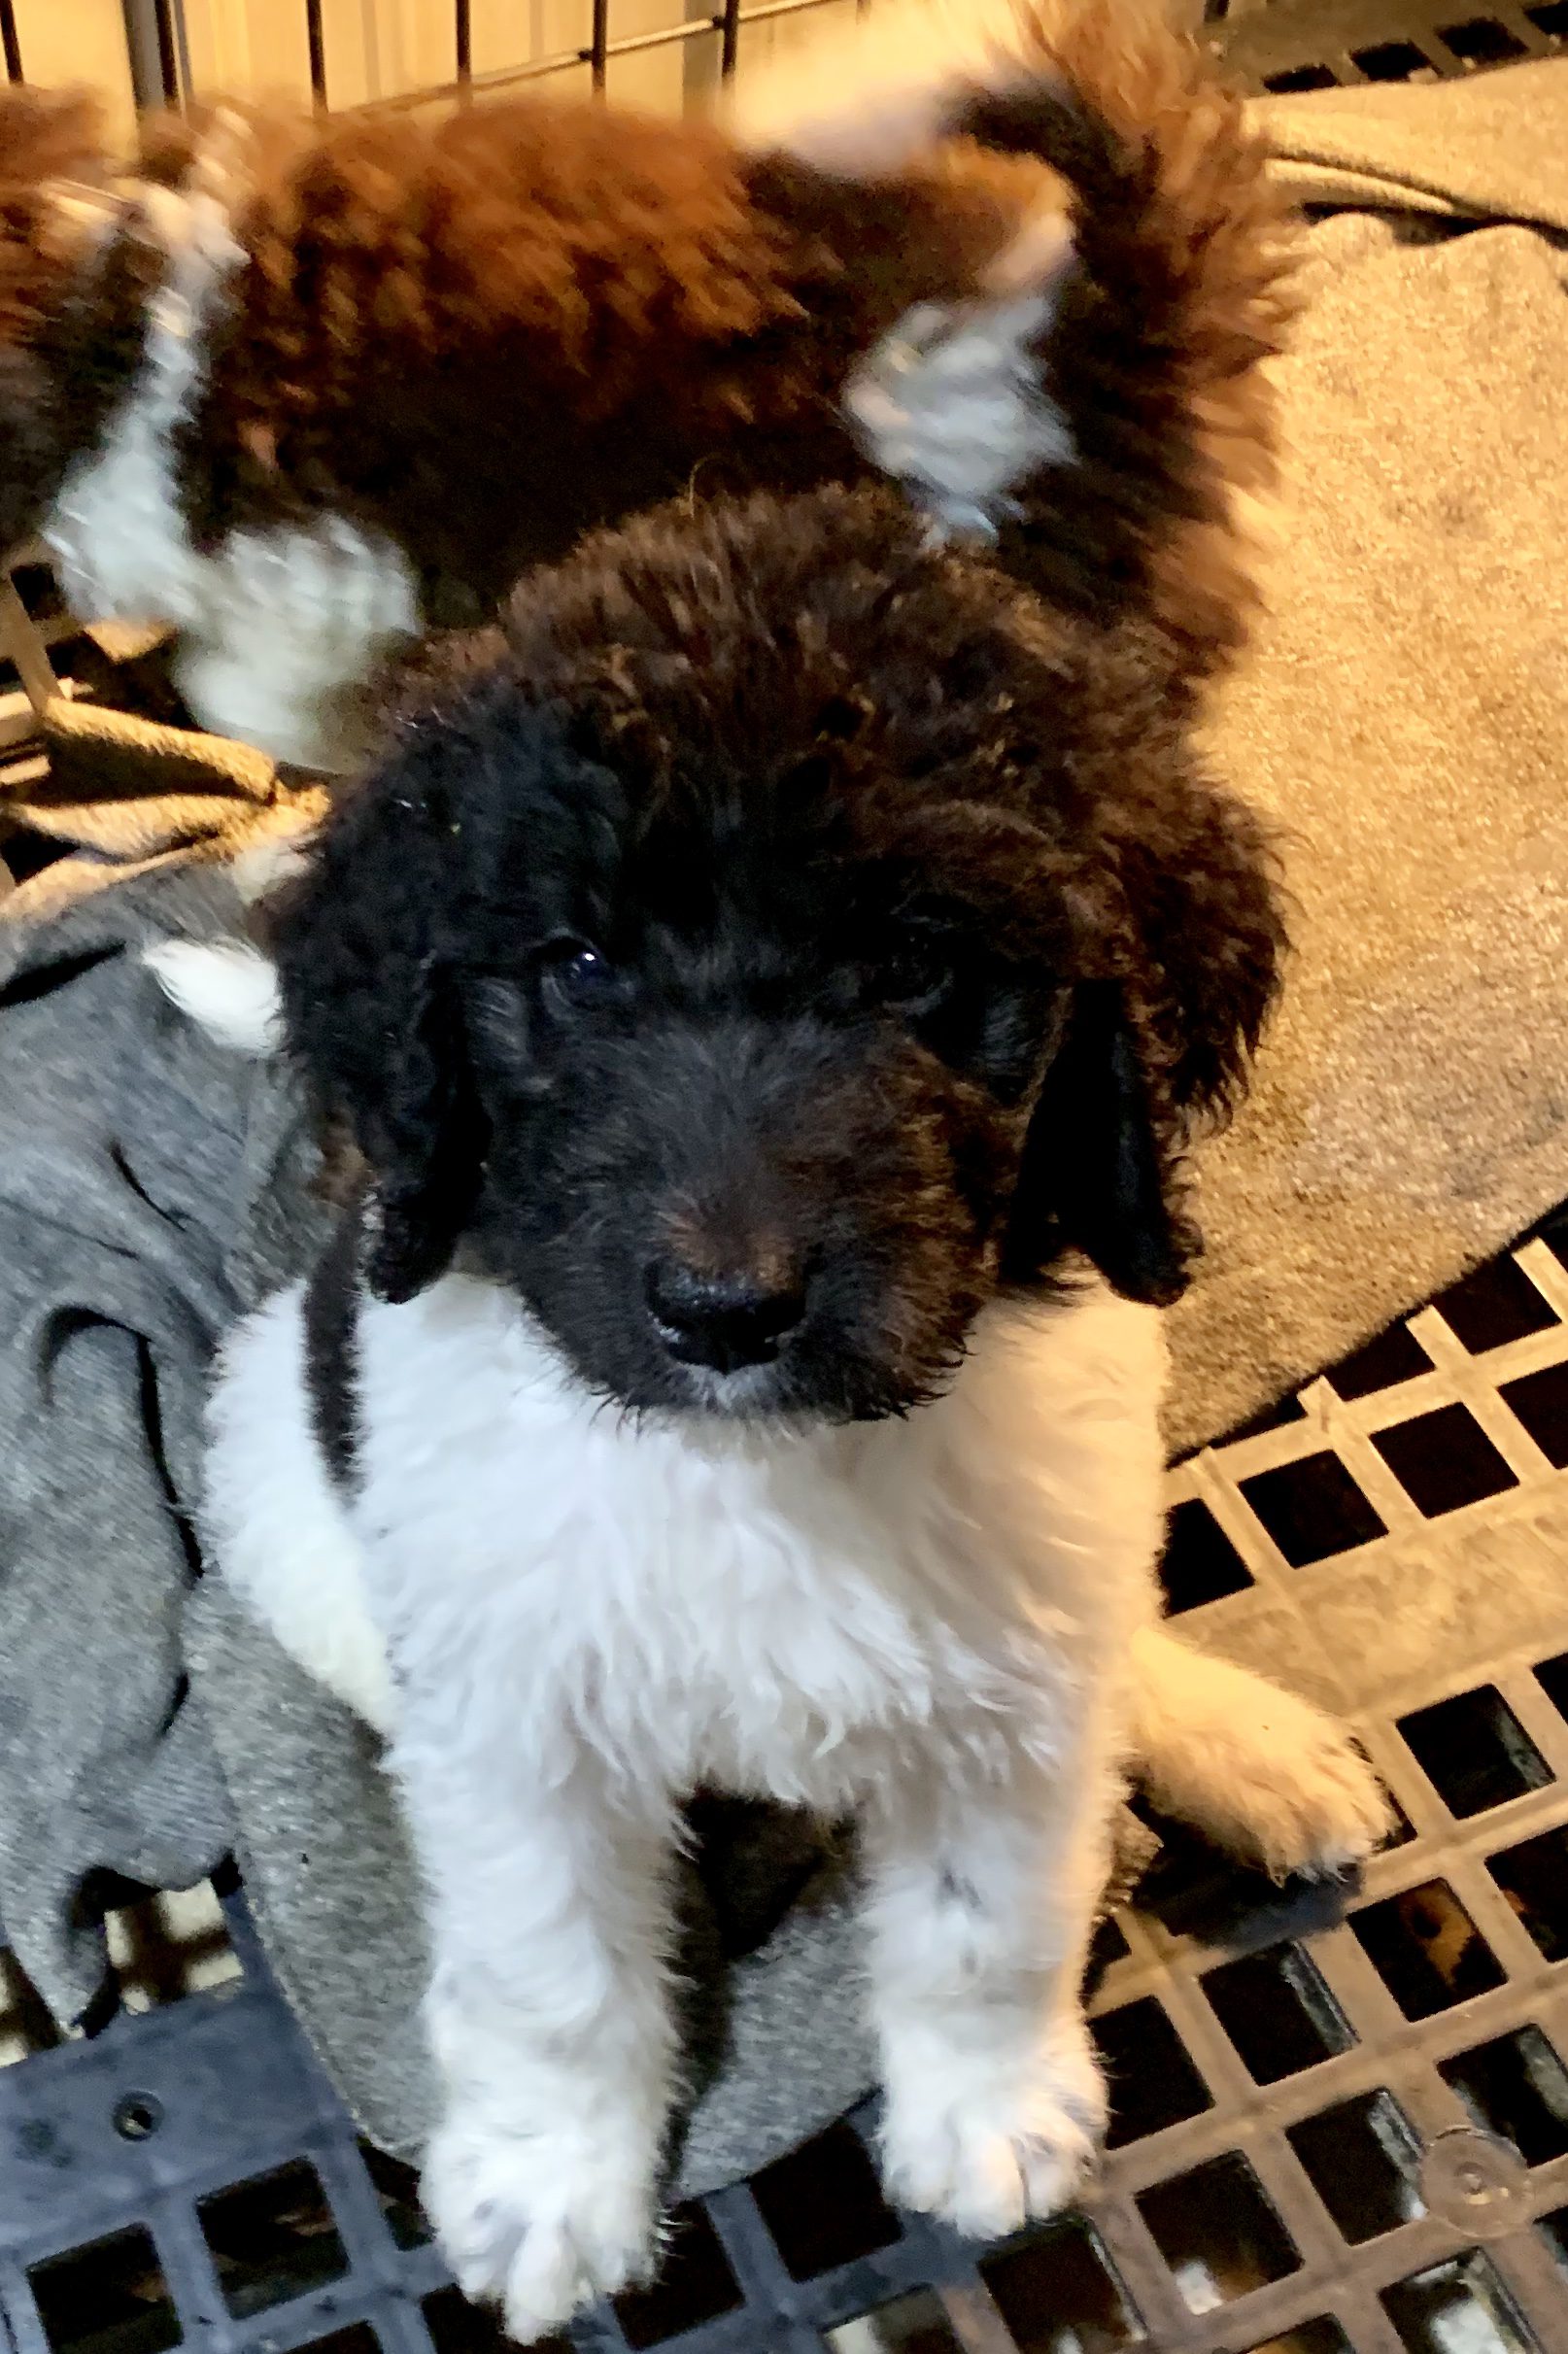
[1129,1624,1394,1879]
[45,140,250,634]
[143,938,284,1057]
[42,111,420,771]
[862,1707,1121,2238]
[201,1285,397,1736]
[200,1261,1386,2318]
[171,517,420,769]
[399,1718,678,2337]
[422,2098,660,2335]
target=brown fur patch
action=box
[0,3,1292,696]
[974,7,1298,678]
[181,98,1022,603]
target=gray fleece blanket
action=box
[1,59,1565,2186]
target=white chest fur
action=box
[203,1245,1390,2332]
[207,1269,1166,1814]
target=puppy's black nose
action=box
[645,1259,804,1374]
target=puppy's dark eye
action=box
[875,930,959,1016]
[536,938,625,1015]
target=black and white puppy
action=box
[158,485,1389,2337]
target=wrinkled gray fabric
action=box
[0,853,316,2015]
[0,59,1564,2187]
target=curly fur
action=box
[280,483,1285,1323]
[738,0,1298,667]
[2,0,1291,760]
[174,482,1392,2333]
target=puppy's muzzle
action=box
[644,1257,806,1375]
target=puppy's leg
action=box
[863,1719,1116,2238]
[1130,1624,1394,1879]
[398,1725,678,2340]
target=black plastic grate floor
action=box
[1210,0,1565,93]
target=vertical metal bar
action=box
[169,0,195,105]
[305,0,328,111]
[590,0,610,94]
[0,0,20,83]
[0,574,59,720]
[120,0,168,108]
[153,0,182,103]
[454,0,472,93]
[719,0,741,80]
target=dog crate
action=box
[1,6,1566,2354]
[3,0,1558,140]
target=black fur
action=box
[270,486,1283,1422]
[302,1195,366,1491]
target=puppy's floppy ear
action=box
[1004,982,1186,1305]
[1004,763,1285,1304]
[267,637,506,1305]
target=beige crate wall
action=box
[25,0,861,122]
[12,0,138,136]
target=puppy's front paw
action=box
[1235,1693,1395,1882]
[879,2023,1106,2241]
[423,2106,657,2339]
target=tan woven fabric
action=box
[1166,59,1568,1456]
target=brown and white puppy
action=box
[0,0,1292,767]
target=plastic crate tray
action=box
[1212,0,1565,92]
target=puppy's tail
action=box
[1128,1625,1395,1882]
[733,0,1296,680]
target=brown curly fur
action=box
[970,7,1297,673]
[0,3,1294,683]
[174,98,1019,606]
[172,1,1292,666]
[0,86,107,337]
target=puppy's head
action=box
[273,487,1282,1420]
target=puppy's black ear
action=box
[1005,761,1285,1303]
[1003,982,1187,1305]
[268,647,501,1305]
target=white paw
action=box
[879,2024,1107,2241]
[1244,1696,1396,1881]
[422,2107,658,2339]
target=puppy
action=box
[165,483,1391,2337]
[0,0,1291,765]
